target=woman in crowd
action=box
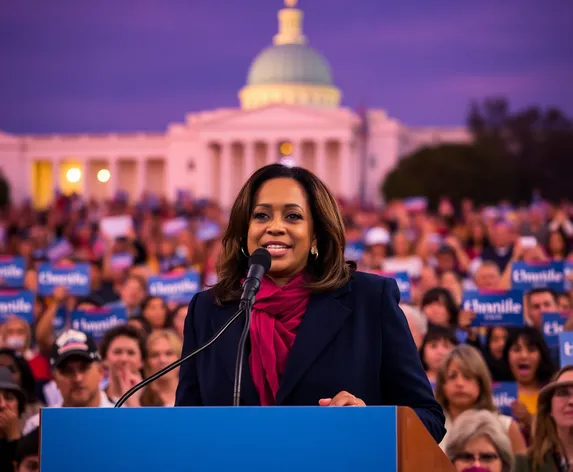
[0,349,44,430]
[419,321,459,388]
[435,344,526,453]
[514,365,573,472]
[141,296,169,331]
[479,327,512,382]
[421,287,460,328]
[99,325,146,405]
[502,327,556,439]
[165,304,187,340]
[446,409,514,472]
[141,330,182,406]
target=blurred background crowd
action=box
[0,192,573,471]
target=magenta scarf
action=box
[249,272,311,405]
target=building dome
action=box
[239,0,341,110]
[247,44,333,86]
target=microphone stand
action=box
[114,305,246,408]
[232,300,252,407]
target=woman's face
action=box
[558,294,572,313]
[104,335,143,376]
[551,371,573,428]
[423,300,450,326]
[508,336,541,385]
[147,337,178,378]
[143,298,167,329]
[1,317,29,353]
[453,435,502,472]
[443,359,480,411]
[488,327,508,360]
[247,178,314,285]
[424,338,455,373]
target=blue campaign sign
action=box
[0,256,26,288]
[344,241,365,262]
[379,271,411,303]
[0,290,35,324]
[461,290,524,327]
[542,312,570,349]
[511,261,565,292]
[71,305,128,343]
[492,382,518,416]
[38,262,91,296]
[110,253,133,270]
[565,261,573,291]
[559,331,573,368]
[46,239,74,261]
[148,270,200,303]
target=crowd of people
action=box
[1,186,573,471]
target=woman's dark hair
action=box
[165,304,187,330]
[502,326,556,385]
[547,228,570,258]
[127,315,153,336]
[421,287,460,327]
[418,324,460,371]
[211,164,353,304]
[99,325,148,361]
[0,349,38,409]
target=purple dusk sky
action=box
[1,0,572,134]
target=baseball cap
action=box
[50,329,100,369]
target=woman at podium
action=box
[175,164,446,443]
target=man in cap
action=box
[23,329,114,434]
[0,365,26,471]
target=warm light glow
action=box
[66,168,81,183]
[279,141,293,156]
[97,169,111,183]
[280,157,295,168]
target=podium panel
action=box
[41,406,398,472]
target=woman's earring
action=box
[310,246,319,260]
[240,239,249,258]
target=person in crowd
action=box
[0,366,24,472]
[446,409,515,472]
[482,221,515,272]
[127,316,153,337]
[400,304,428,349]
[99,325,146,405]
[12,427,39,472]
[421,287,460,328]
[476,328,512,382]
[140,296,169,331]
[23,329,113,434]
[525,288,559,331]
[435,345,526,453]
[502,327,556,440]
[419,325,459,388]
[558,292,572,313]
[0,350,43,430]
[383,230,423,279]
[119,275,147,317]
[140,330,181,407]
[514,365,573,472]
[165,304,187,340]
[175,164,446,443]
[360,226,390,271]
[465,220,491,260]
[473,261,502,291]
[440,270,464,305]
[547,228,570,261]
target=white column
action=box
[108,158,118,199]
[135,158,146,201]
[315,141,326,180]
[266,141,277,166]
[220,144,232,208]
[340,141,353,200]
[244,141,256,180]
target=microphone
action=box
[239,248,272,307]
[114,248,271,409]
[233,248,271,406]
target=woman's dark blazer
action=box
[175,271,446,444]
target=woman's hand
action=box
[118,367,143,407]
[319,391,366,407]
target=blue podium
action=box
[40,406,454,471]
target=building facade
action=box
[0,0,470,209]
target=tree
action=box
[0,170,10,210]
[382,99,573,205]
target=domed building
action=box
[0,0,470,209]
[239,0,341,109]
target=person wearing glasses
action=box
[514,365,573,472]
[446,409,514,472]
